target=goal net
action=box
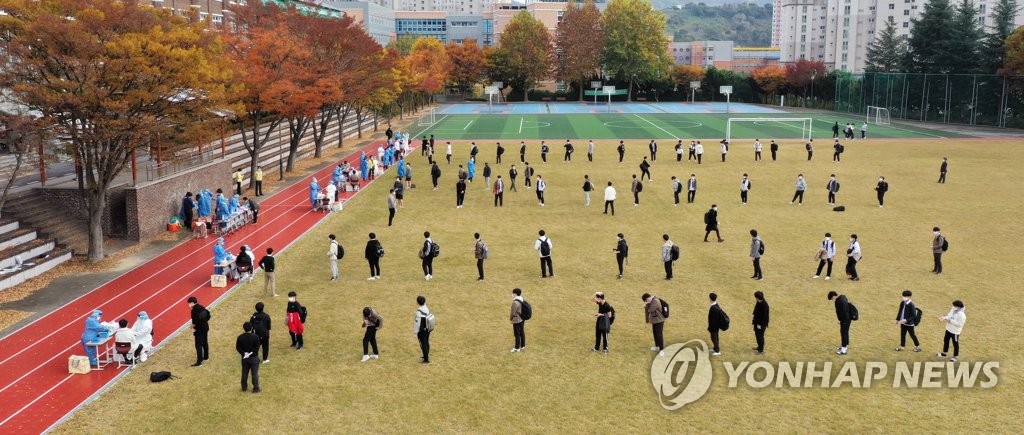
[866,106,891,125]
[417,109,436,127]
[725,118,814,143]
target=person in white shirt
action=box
[937,300,966,362]
[845,234,861,281]
[603,181,616,215]
[694,141,704,163]
[131,311,154,362]
[414,296,432,364]
[814,233,836,279]
[325,182,337,212]
[113,319,139,364]
[587,140,595,162]
[739,173,751,204]
[445,142,453,165]
[535,175,547,206]
[753,139,762,161]
[534,230,553,278]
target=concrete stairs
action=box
[0,217,72,290]
[2,194,89,255]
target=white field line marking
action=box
[633,114,679,140]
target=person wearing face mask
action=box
[286,292,305,351]
[895,290,921,352]
[814,233,836,280]
[592,292,615,353]
[874,176,889,208]
[510,288,526,352]
[931,227,945,274]
[937,300,966,362]
[845,234,861,281]
[791,174,806,205]
[131,311,154,362]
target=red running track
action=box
[0,141,388,433]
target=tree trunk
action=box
[336,106,350,149]
[628,80,634,102]
[373,111,379,131]
[355,107,364,138]
[85,187,106,262]
[311,107,336,158]
[0,150,25,218]
[286,117,310,172]
[579,82,585,102]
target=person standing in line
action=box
[387,189,397,227]
[582,175,594,207]
[455,178,467,209]
[365,232,382,280]
[832,140,842,162]
[519,141,527,163]
[704,204,723,243]
[846,234,861,281]
[895,290,921,352]
[671,176,682,206]
[587,140,595,162]
[483,163,492,189]
[361,307,383,362]
[286,291,305,350]
[540,141,549,164]
[470,141,479,160]
[592,292,615,353]
[661,234,675,280]
[832,121,840,138]
[188,296,210,367]
[429,134,435,153]
[932,227,945,274]
[675,140,684,162]
[327,234,340,281]
[707,293,726,356]
[688,141,697,161]
[181,192,195,231]
[236,322,261,393]
[753,139,762,161]
[860,122,867,139]
[828,291,851,355]
[791,174,807,205]
[474,233,488,281]
[253,165,263,196]
[508,165,518,192]
[534,229,554,278]
[496,142,505,164]
[563,139,574,162]
[233,168,244,196]
[616,140,625,163]
[749,229,764,280]
[250,302,272,364]
[938,157,948,183]
[814,232,836,280]
[752,291,769,355]
[639,157,652,181]
[493,175,505,207]
[420,231,435,281]
[827,174,840,205]
[631,174,642,207]
[242,196,260,224]
[430,161,441,191]
[446,141,453,165]
[937,300,966,362]
[414,295,432,364]
[467,157,476,183]
[603,181,616,215]
[770,140,779,161]
[258,247,277,297]
[687,174,697,204]
[805,139,814,161]
[875,176,889,208]
[421,136,429,156]
[524,163,534,189]
[613,233,628,279]
[649,139,658,162]
[740,173,751,205]
[535,175,547,206]
[404,162,413,189]
[510,288,526,352]
[385,126,393,142]
[643,293,666,355]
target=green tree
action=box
[865,17,908,72]
[557,0,605,101]
[388,34,420,56]
[602,0,673,101]
[946,0,984,73]
[907,0,955,73]
[1002,25,1024,76]
[490,12,553,101]
[983,0,1020,72]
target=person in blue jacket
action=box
[309,178,321,208]
[197,189,212,218]
[215,189,230,223]
[80,309,109,366]
[397,157,406,180]
[213,237,229,274]
[467,158,476,183]
[360,153,369,181]
[229,194,240,215]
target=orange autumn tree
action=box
[447,39,490,94]
[670,64,706,100]
[406,37,450,106]
[557,0,605,100]
[752,65,788,101]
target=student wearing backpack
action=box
[828,291,852,355]
[661,234,676,280]
[937,300,966,362]
[846,234,861,281]
[895,290,921,352]
[387,189,398,226]
[643,293,666,355]
[707,293,727,356]
[826,174,840,205]
[582,175,594,206]
[671,176,682,206]
[510,288,527,352]
[639,157,652,181]
[414,296,432,364]
[474,233,489,281]
[365,233,382,280]
[617,140,625,163]
[327,234,341,281]
[740,174,751,205]
[704,205,724,243]
[687,174,697,204]
[749,229,763,280]
[630,174,642,207]
[814,233,836,280]
[420,231,436,281]
[534,230,554,278]
[874,176,889,208]
[250,302,272,363]
[613,233,628,279]
[286,292,305,351]
[236,322,261,393]
[361,307,383,362]
[187,297,211,367]
[592,292,615,353]
[931,227,945,274]
[752,291,769,355]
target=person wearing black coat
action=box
[707,293,727,355]
[430,162,441,190]
[592,292,615,353]
[752,291,770,355]
[188,296,210,366]
[613,233,628,279]
[829,291,851,355]
[181,192,195,230]
[250,302,272,363]
[895,290,921,352]
[364,233,382,280]
[703,205,724,243]
[236,322,261,393]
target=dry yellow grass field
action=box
[56,138,1023,433]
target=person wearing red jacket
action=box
[286,291,305,351]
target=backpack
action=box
[299,305,308,323]
[149,371,177,382]
[745,180,752,190]
[758,240,765,255]
[334,242,345,260]
[430,241,441,258]
[834,182,841,192]
[848,302,859,321]
[720,308,731,331]
[420,310,436,332]
[914,307,923,326]
[619,240,629,258]
[670,244,680,261]
[479,242,489,260]
[519,299,533,321]
[539,238,551,256]
[250,313,268,335]
[941,238,949,252]
[200,308,211,322]
[673,181,682,194]
[839,144,845,153]
[704,210,713,225]
[635,181,643,193]
[659,298,670,318]
[376,242,385,258]
[806,143,812,151]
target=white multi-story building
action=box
[779,0,1024,72]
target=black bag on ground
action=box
[833,205,846,212]
[150,371,176,382]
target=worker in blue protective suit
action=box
[360,153,369,181]
[80,309,109,366]
[229,194,240,215]
[213,237,229,274]
[467,157,476,183]
[197,189,212,218]
[309,177,321,208]
[215,190,229,221]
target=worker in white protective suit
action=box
[132,311,154,362]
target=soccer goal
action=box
[417,108,437,127]
[866,106,891,125]
[725,118,814,143]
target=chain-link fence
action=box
[833,72,1024,129]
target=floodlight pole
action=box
[488,92,493,114]
[607,92,612,113]
[726,93,731,113]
